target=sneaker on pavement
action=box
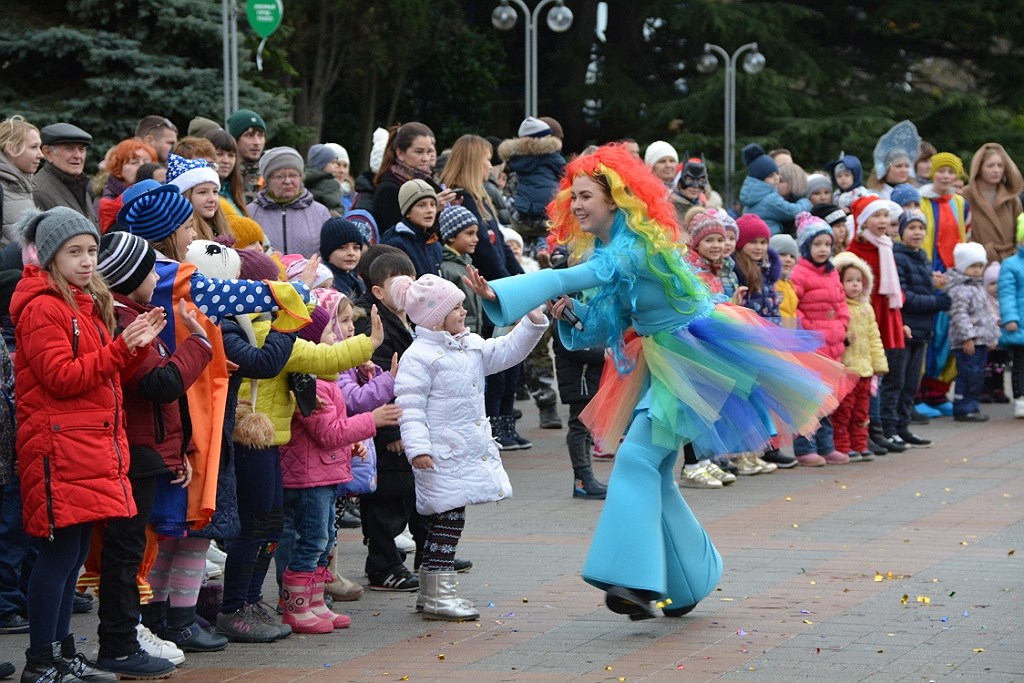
[878,434,908,452]
[206,543,227,566]
[679,464,724,489]
[705,461,736,485]
[136,624,185,666]
[910,409,931,425]
[1015,397,1024,418]
[732,453,761,476]
[0,613,28,634]
[761,447,798,469]
[368,566,419,592]
[215,605,281,643]
[858,450,876,462]
[897,430,932,447]
[752,455,777,473]
[204,558,223,580]
[95,649,176,680]
[74,591,94,614]
[953,412,989,422]
[845,451,862,463]
[822,450,849,465]
[796,453,827,467]
[394,528,416,552]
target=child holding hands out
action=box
[393,274,548,620]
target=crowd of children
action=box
[0,107,1021,681]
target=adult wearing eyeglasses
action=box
[247,147,331,257]
[134,115,179,163]
[32,123,96,221]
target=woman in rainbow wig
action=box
[466,144,850,620]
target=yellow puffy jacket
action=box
[239,316,373,445]
[842,298,889,378]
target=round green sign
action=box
[246,0,283,39]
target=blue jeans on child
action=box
[275,486,336,585]
[953,346,989,415]
[0,480,32,623]
[793,416,834,456]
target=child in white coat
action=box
[392,274,547,620]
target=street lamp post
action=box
[697,42,765,207]
[492,0,574,119]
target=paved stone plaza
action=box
[2,402,1020,682]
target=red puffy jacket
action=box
[11,267,141,538]
[790,258,850,361]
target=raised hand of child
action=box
[526,305,547,325]
[463,266,497,301]
[411,454,434,470]
[300,254,322,289]
[372,403,402,427]
[178,300,207,338]
[389,352,399,378]
[369,304,384,348]
[123,308,166,351]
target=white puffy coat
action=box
[395,316,548,515]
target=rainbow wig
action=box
[548,144,709,371]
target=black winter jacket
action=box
[893,243,952,343]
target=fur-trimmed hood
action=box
[498,135,562,161]
[833,251,874,302]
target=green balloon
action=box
[246,0,283,39]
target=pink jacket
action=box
[790,258,849,361]
[280,378,377,489]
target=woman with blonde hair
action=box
[0,115,43,244]
[963,142,1024,263]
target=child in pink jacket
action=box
[276,305,398,634]
[789,212,851,466]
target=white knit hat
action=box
[953,242,986,274]
[644,140,678,167]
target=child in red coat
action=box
[845,196,909,453]
[11,209,164,681]
[790,212,851,466]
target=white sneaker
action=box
[204,558,223,580]
[394,527,416,552]
[1014,397,1024,418]
[136,623,185,666]
[679,464,724,489]
[207,542,227,565]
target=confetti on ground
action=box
[676,664,685,669]
[785,497,792,501]
[803,620,813,624]
[800,609,811,614]
[874,573,884,582]
[792,523,799,528]
[973,648,986,653]
[1009,549,1016,556]
[521,598,528,603]
[605,666,613,671]
[915,492,922,497]
[950,591,956,597]
[487,602,495,608]
[840,484,847,490]
[815,647,821,654]
[960,541,969,546]
[963,611,969,617]
[917,596,931,604]
[810,580,816,585]
[901,595,909,605]
[737,629,748,636]
[437,654,445,661]
[887,571,894,579]
[721,598,734,602]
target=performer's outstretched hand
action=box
[463,266,497,301]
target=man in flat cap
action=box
[33,123,95,220]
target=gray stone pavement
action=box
[1,400,1021,682]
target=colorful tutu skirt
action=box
[582,304,856,458]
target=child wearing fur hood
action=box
[498,117,566,250]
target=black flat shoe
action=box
[605,586,657,620]
[662,602,698,618]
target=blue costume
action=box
[482,212,847,616]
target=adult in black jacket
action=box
[553,331,607,500]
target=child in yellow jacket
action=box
[832,252,888,460]
[769,234,799,327]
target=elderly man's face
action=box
[44,142,88,176]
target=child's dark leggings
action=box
[1012,346,1024,398]
[419,508,466,572]
[28,523,92,652]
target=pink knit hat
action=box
[735,214,770,249]
[687,212,726,247]
[390,274,465,329]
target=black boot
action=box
[490,416,520,450]
[572,467,607,499]
[867,423,890,455]
[538,403,563,429]
[159,606,228,653]
[504,415,532,449]
[139,600,167,632]
[605,586,658,620]
[59,635,117,682]
[20,643,63,683]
